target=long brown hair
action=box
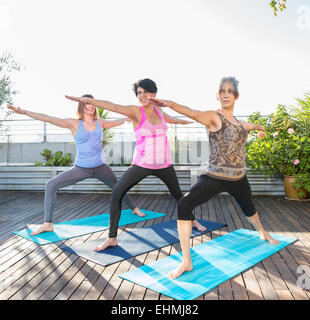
[76,94,98,120]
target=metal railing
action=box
[0,116,251,143]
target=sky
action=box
[1,0,310,119]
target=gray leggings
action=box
[44,164,136,222]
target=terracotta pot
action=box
[283,175,309,200]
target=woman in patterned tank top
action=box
[150,77,279,279]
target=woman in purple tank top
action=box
[66,79,207,251]
[149,77,279,279]
[7,95,143,236]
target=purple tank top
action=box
[133,106,171,169]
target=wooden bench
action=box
[0,165,284,195]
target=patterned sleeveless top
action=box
[206,112,248,181]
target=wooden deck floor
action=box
[0,191,309,301]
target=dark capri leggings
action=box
[178,174,256,220]
[108,164,195,238]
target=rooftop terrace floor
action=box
[0,191,309,301]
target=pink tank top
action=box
[133,106,171,169]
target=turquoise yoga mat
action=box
[14,209,166,245]
[119,229,297,300]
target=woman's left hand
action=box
[258,124,267,132]
[148,98,173,108]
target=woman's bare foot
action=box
[30,222,53,236]
[168,261,193,279]
[132,207,146,217]
[94,237,118,252]
[259,231,280,245]
[192,220,207,232]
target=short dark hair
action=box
[82,94,94,99]
[132,78,157,96]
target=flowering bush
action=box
[246,93,310,196]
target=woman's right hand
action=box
[7,105,25,114]
[65,95,89,104]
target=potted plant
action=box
[246,93,310,200]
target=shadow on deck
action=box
[0,191,309,300]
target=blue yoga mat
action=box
[119,229,297,300]
[62,219,226,267]
[14,209,166,245]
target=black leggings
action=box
[178,174,256,220]
[109,165,194,237]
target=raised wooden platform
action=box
[0,191,309,300]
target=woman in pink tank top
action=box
[133,104,171,169]
[66,78,206,251]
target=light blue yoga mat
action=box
[119,229,297,300]
[14,209,166,245]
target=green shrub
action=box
[97,108,114,148]
[246,93,310,195]
[34,149,72,166]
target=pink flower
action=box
[288,128,294,134]
[257,132,265,138]
[294,159,300,165]
[272,132,278,137]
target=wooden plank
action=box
[128,196,176,300]
[203,198,219,300]
[257,198,310,270]
[143,195,173,300]
[94,194,156,300]
[216,197,234,300]
[73,194,150,300]
[221,196,264,300]
[224,196,279,300]
[252,263,279,300]
[113,194,157,300]
[276,289,295,300]
[254,198,309,300]
[222,197,249,300]
[1,193,112,300]
[0,192,310,300]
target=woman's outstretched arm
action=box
[149,98,217,129]
[7,105,76,129]
[65,96,139,120]
[159,109,193,125]
[239,121,267,132]
[97,117,131,129]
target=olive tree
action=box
[0,51,21,122]
[270,0,287,16]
